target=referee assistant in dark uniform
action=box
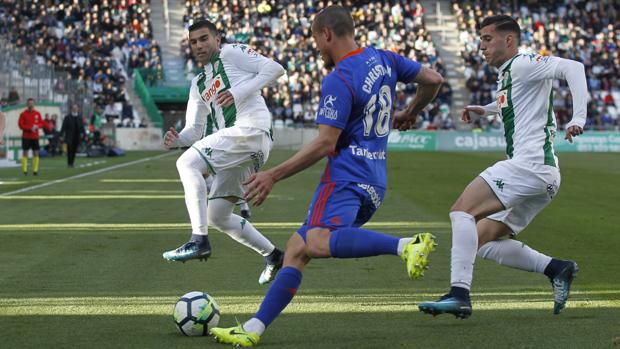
[60,104,85,168]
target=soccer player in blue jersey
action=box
[210,6,444,346]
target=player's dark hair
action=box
[312,5,355,37]
[188,18,227,43]
[479,15,521,44]
[27,98,34,102]
[189,18,218,35]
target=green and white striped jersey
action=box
[483,53,587,167]
[175,43,285,147]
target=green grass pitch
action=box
[0,150,619,348]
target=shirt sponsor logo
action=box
[202,75,226,102]
[497,90,508,108]
[318,95,338,120]
[324,95,337,108]
[356,183,382,209]
[349,145,386,160]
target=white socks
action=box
[208,198,275,256]
[177,150,209,236]
[243,318,266,335]
[397,237,413,256]
[478,239,551,273]
[450,211,478,290]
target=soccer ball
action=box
[173,291,220,336]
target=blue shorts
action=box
[297,181,385,241]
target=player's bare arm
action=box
[393,67,444,130]
[244,124,342,206]
[461,101,499,123]
[163,127,179,149]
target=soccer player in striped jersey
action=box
[418,15,587,319]
[210,6,443,346]
[163,19,286,285]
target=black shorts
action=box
[22,138,40,151]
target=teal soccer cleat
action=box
[418,294,472,319]
[550,261,579,314]
[162,239,212,262]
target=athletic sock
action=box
[450,211,478,290]
[242,318,265,336]
[329,227,399,258]
[478,239,552,274]
[255,267,302,327]
[265,248,283,264]
[33,155,39,173]
[543,258,567,279]
[21,156,28,173]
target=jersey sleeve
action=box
[222,44,285,103]
[512,54,562,81]
[177,81,209,147]
[383,50,422,83]
[514,54,588,128]
[315,74,353,129]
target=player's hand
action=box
[243,171,275,206]
[564,125,583,143]
[392,109,415,131]
[31,125,38,132]
[462,105,485,123]
[216,91,235,107]
[164,127,179,149]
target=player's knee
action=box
[304,228,331,258]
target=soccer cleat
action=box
[258,250,284,285]
[162,239,212,262]
[418,294,472,319]
[550,261,579,314]
[211,324,260,347]
[401,232,437,279]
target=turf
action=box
[0,150,619,348]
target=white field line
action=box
[0,293,618,316]
[0,152,177,197]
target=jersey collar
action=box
[337,47,364,65]
[499,53,521,73]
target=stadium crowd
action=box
[181,0,454,129]
[0,0,161,128]
[454,0,620,131]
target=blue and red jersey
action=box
[316,46,421,188]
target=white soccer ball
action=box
[173,291,220,336]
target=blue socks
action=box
[329,227,399,258]
[255,267,302,327]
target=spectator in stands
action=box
[7,86,19,105]
[60,103,85,168]
[182,0,451,128]
[2,0,162,122]
[453,0,619,131]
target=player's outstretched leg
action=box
[548,260,578,314]
[401,232,437,279]
[162,235,212,262]
[163,149,212,262]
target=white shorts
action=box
[191,126,272,201]
[479,159,561,235]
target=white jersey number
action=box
[363,85,392,137]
